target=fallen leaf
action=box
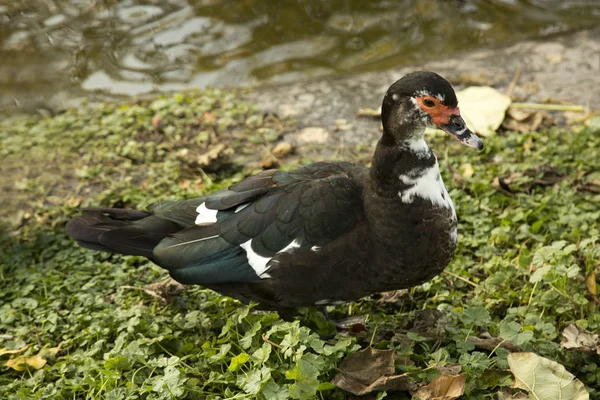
[0,344,30,356]
[195,144,234,168]
[561,324,600,355]
[409,309,447,340]
[507,352,589,400]
[357,107,381,117]
[437,364,462,376]
[455,86,511,136]
[496,390,528,400]
[5,345,60,371]
[376,289,408,303]
[502,108,543,133]
[272,142,293,157]
[261,153,279,169]
[146,278,185,299]
[332,316,368,332]
[334,118,352,131]
[586,271,597,296]
[468,332,522,353]
[152,114,163,129]
[413,374,465,400]
[332,347,416,395]
[492,176,515,195]
[203,112,217,124]
[460,163,474,178]
[6,354,47,371]
[296,127,329,144]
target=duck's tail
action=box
[65,208,182,260]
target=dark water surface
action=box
[2,0,600,113]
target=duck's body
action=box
[67,72,482,310]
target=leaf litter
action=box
[332,348,416,395]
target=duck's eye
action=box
[423,99,436,108]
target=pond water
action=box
[2,0,600,113]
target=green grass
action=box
[1,89,599,399]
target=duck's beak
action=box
[439,115,483,150]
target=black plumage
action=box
[66,71,483,311]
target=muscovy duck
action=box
[67,71,482,310]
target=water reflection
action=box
[1,0,600,113]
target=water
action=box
[2,0,600,113]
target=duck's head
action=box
[381,71,483,150]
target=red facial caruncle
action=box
[415,96,460,125]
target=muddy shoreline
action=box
[244,27,600,149]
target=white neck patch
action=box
[406,137,430,157]
[399,162,455,213]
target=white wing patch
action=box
[195,202,218,226]
[399,163,455,211]
[241,239,301,279]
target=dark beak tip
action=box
[477,141,484,151]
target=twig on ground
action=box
[261,334,282,349]
[510,103,585,112]
[119,285,167,303]
[506,64,522,97]
[443,270,478,288]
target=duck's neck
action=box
[370,130,437,197]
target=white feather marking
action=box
[311,245,322,252]
[415,90,433,97]
[315,299,346,305]
[162,234,219,249]
[407,137,430,157]
[195,202,218,226]
[450,227,458,244]
[399,163,454,210]
[235,204,249,213]
[241,239,301,279]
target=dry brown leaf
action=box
[272,142,293,157]
[437,364,462,376]
[376,289,408,303]
[146,278,185,299]
[196,144,234,167]
[357,107,381,117]
[492,176,514,195]
[413,374,465,400]
[261,153,279,169]
[502,108,543,133]
[332,316,368,332]
[296,127,329,144]
[203,112,217,124]
[151,114,163,129]
[561,324,600,355]
[468,332,522,353]
[332,347,416,395]
[496,390,528,400]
